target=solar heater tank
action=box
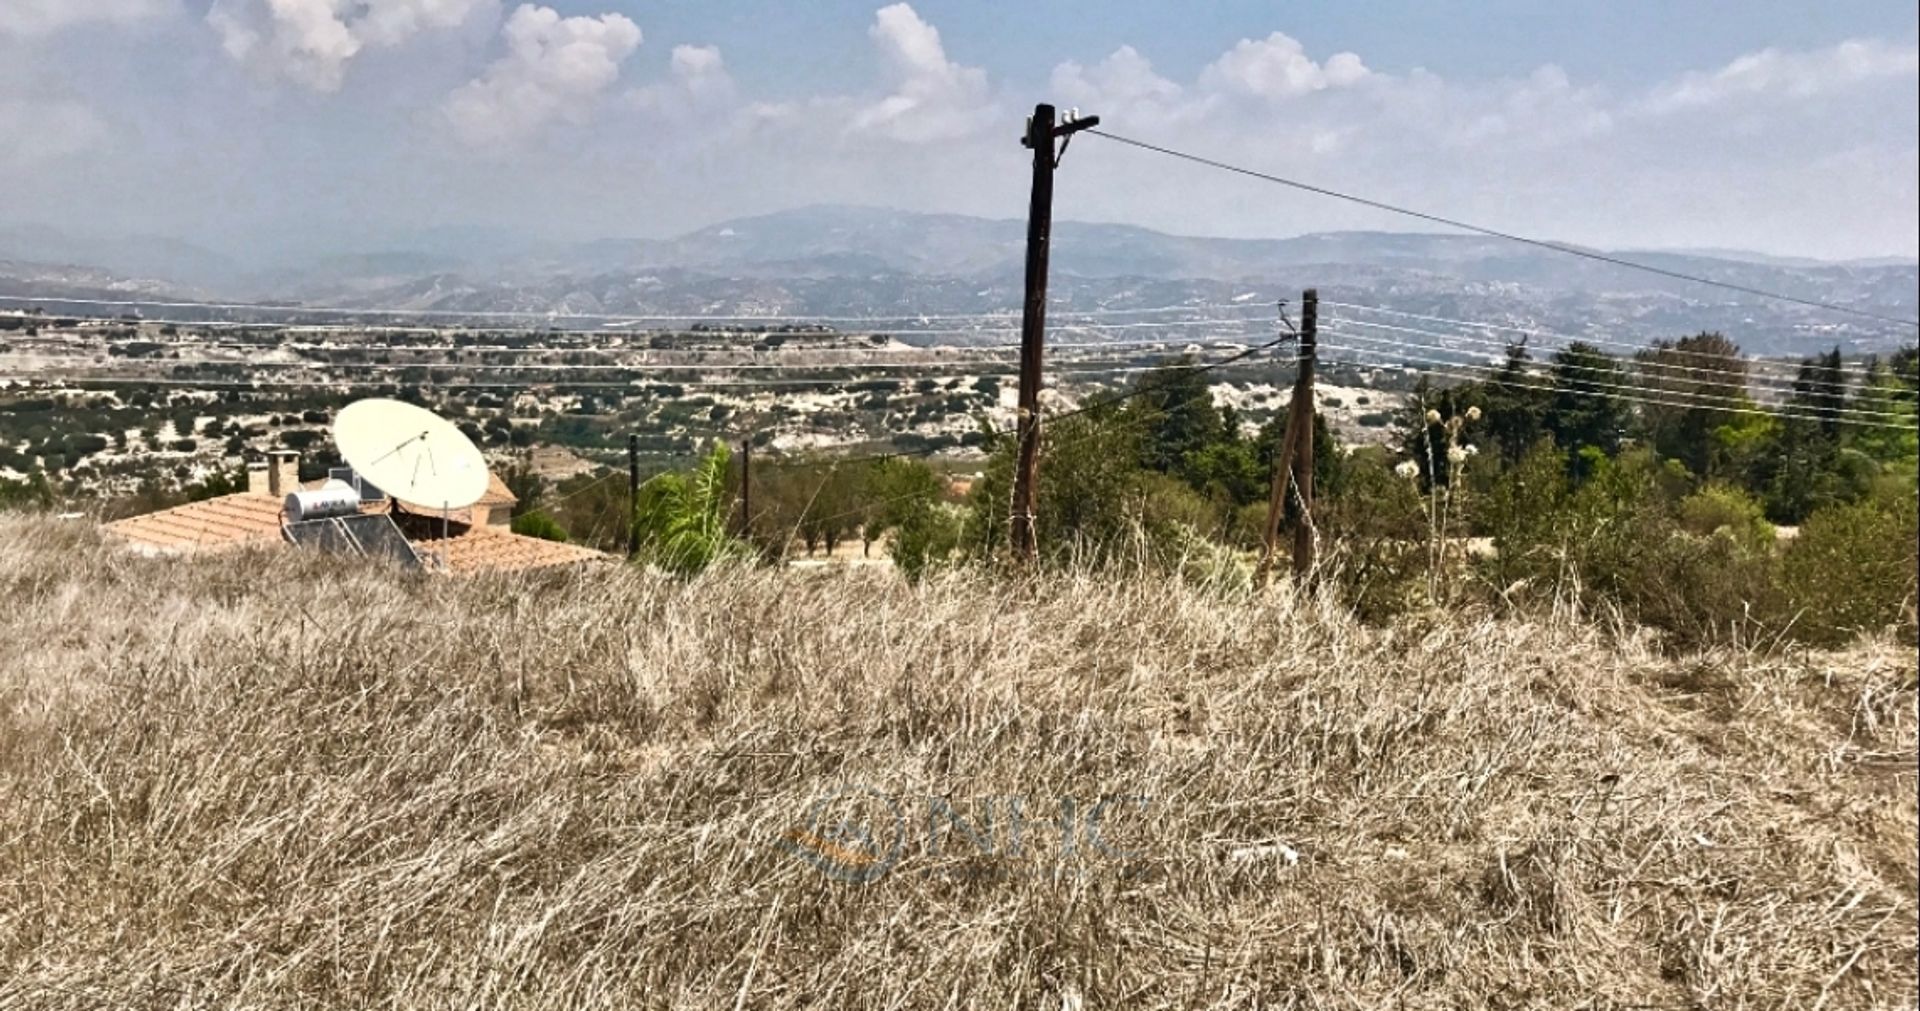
[285,480,360,523]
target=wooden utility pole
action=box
[737,438,752,539]
[1009,102,1099,564]
[626,433,640,559]
[1257,387,1304,585]
[1291,290,1319,580]
[1258,290,1320,585]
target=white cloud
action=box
[662,44,734,103]
[354,0,493,46]
[1,0,171,37]
[1052,45,1181,110]
[206,0,494,92]
[850,3,995,142]
[1198,31,1370,100]
[670,46,726,86]
[1644,38,1920,112]
[1049,35,1605,150]
[626,43,736,137]
[444,4,642,147]
[1444,64,1615,147]
[0,98,106,168]
[7,7,1916,261]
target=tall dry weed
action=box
[0,516,1913,1008]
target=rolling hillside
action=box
[1,517,1912,1007]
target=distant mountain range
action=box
[4,206,1915,355]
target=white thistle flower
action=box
[1465,406,1483,421]
[1447,446,1468,463]
[1394,460,1420,479]
[1424,409,1442,424]
[1463,443,1480,456]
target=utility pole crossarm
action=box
[1021,112,1101,163]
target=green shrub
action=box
[1621,527,1784,647]
[1782,491,1919,645]
[1676,483,1774,553]
[1481,440,1572,591]
[511,509,571,544]
[1484,448,1785,647]
[890,502,962,582]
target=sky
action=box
[2,0,1916,263]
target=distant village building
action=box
[102,450,603,575]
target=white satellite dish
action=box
[333,399,490,512]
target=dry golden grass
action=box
[0,515,1914,1009]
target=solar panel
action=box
[284,514,422,569]
[339,514,421,568]
[284,517,357,554]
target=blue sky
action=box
[3,1,1916,262]
[628,1,1917,95]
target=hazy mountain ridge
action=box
[0,258,182,303]
[4,206,1915,354]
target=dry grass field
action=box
[0,515,1914,1009]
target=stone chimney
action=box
[246,459,271,496]
[267,450,299,498]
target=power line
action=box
[0,374,929,391]
[751,335,1300,473]
[1,293,1276,326]
[0,354,1284,398]
[1045,332,1300,426]
[3,353,1209,375]
[1323,315,1872,398]
[1323,338,1914,431]
[1328,322,1912,422]
[543,469,625,508]
[595,300,1278,323]
[1321,299,1890,380]
[759,338,1307,537]
[1323,327,1914,423]
[1084,129,1920,330]
[1320,331,1917,431]
[7,307,1279,347]
[180,328,1268,355]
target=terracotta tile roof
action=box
[104,478,595,575]
[102,493,285,554]
[481,472,518,507]
[410,526,607,575]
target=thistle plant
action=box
[1415,403,1481,604]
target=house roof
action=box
[409,525,606,574]
[102,493,285,554]
[104,474,601,574]
[482,472,518,506]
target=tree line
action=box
[527,332,1917,648]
